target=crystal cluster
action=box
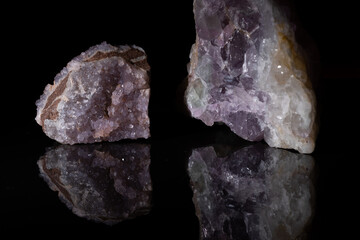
[185,0,317,153]
[188,144,314,239]
[38,143,152,224]
[35,42,150,144]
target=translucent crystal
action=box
[186,0,317,153]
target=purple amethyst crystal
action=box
[35,42,150,144]
[186,0,317,153]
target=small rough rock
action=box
[188,144,314,239]
[38,143,152,225]
[36,42,150,144]
[185,0,317,153]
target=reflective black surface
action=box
[0,128,330,238]
[31,139,316,240]
[1,125,356,239]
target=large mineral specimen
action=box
[188,144,315,239]
[38,143,152,225]
[36,42,150,144]
[185,0,317,153]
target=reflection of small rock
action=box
[188,143,315,240]
[38,143,151,225]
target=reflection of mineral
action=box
[188,144,314,240]
[38,143,151,225]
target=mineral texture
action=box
[36,42,150,144]
[185,0,317,153]
[188,144,314,239]
[38,143,152,225]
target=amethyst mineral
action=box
[186,0,317,153]
[36,42,150,144]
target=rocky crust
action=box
[36,42,150,144]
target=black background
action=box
[2,0,359,238]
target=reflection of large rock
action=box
[188,144,314,239]
[38,143,151,225]
[185,0,317,153]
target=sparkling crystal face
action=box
[35,42,150,145]
[186,0,317,153]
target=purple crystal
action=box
[186,0,317,153]
[228,111,264,141]
[35,42,150,144]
